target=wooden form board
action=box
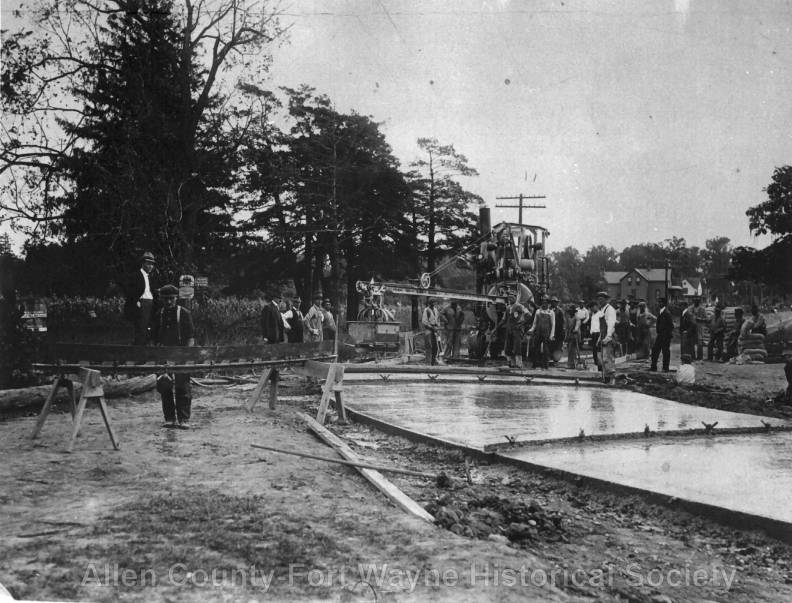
[33,341,336,373]
[300,413,433,523]
[342,363,602,382]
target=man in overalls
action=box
[527,296,555,369]
[152,284,195,428]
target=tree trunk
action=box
[427,156,436,274]
[304,231,314,300]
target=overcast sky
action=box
[267,0,791,254]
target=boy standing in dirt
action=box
[152,284,195,429]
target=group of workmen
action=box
[420,290,754,385]
[121,251,337,428]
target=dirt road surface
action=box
[1,356,791,602]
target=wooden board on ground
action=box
[300,412,433,523]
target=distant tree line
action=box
[546,163,792,302]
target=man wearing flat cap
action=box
[595,291,618,384]
[123,251,159,345]
[151,284,195,428]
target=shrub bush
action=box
[41,296,265,346]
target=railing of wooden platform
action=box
[30,340,344,452]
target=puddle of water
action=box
[344,383,789,448]
[501,433,792,524]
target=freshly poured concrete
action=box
[344,383,789,449]
[500,433,792,524]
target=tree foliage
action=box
[2,0,285,290]
[236,86,415,314]
[746,165,792,238]
[731,166,792,294]
[409,138,482,276]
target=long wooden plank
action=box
[49,340,335,364]
[34,356,337,374]
[300,412,433,523]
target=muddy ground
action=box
[1,353,791,602]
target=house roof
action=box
[604,271,627,285]
[685,277,702,288]
[630,268,669,283]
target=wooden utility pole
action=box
[495,194,546,226]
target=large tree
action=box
[2,0,285,291]
[701,236,732,279]
[746,166,792,238]
[239,87,414,316]
[618,243,666,271]
[408,138,482,279]
[731,166,792,295]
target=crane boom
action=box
[356,280,507,304]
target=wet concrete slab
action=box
[343,383,791,449]
[499,432,792,525]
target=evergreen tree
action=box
[408,138,482,279]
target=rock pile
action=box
[426,489,565,544]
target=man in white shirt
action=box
[587,301,602,371]
[123,251,158,345]
[596,291,618,384]
[422,298,440,365]
[303,294,325,342]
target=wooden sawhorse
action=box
[246,367,280,412]
[31,367,120,453]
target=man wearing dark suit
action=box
[260,290,284,344]
[650,297,674,372]
[123,251,159,345]
[286,297,305,343]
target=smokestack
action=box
[478,207,491,235]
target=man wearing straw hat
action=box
[123,251,159,345]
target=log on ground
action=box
[0,374,156,413]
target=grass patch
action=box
[3,489,360,600]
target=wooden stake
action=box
[267,369,279,410]
[246,367,273,412]
[315,364,337,424]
